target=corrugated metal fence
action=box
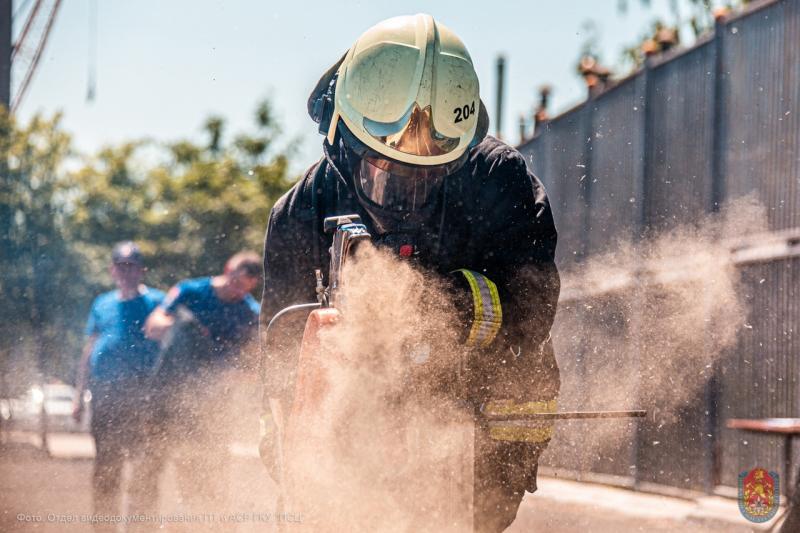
[519,0,800,493]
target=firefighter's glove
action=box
[258,412,280,482]
[450,269,503,348]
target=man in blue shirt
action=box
[72,242,165,528]
[143,250,261,518]
[145,250,261,354]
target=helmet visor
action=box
[363,104,460,157]
[338,119,468,213]
[354,151,465,212]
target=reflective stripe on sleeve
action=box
[454,269,502,347]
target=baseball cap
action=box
[111,241,143,265]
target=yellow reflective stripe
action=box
[485,399,557,442]
[484,399,558,416]
[484,277,502,347]
[455,269,503,347]
[473,273,500,346]
[489,425,554,443]
[457,269,484,346]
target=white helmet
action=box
[308,14,488,215]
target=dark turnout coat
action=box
[260,135,560,411]
[260,135,561,532]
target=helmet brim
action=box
[309,53,489,151]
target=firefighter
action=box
[260,14,560,532]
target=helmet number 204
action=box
[454,101,476,123]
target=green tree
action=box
[0,99,296,390]
[0,109,88,393]
[66,98,296,293]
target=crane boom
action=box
[9,0,62,113]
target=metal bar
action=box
[724,0,782,24]
[786,435,794,500]
[0,0,10,446]
[0,0,10,109]
[266,302,321,335]
[495,55,505,139]
[483,410,647,421]
[580,86,594,260]
[710,17,727,214]
[632,54,655,490]
[705,15,728,495]
[731,235,800,265]
[10,0,42,62]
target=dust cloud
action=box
[4,199,767,531]
[546,197,766,478]
[275,198,766,526]
[281,245,475,532]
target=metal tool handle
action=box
[482,410,647,421]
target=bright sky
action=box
[15,0,695,173]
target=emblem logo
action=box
[738,467,779,522]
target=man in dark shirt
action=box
[73,242,164,529]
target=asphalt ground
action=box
[0,431,778,532]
